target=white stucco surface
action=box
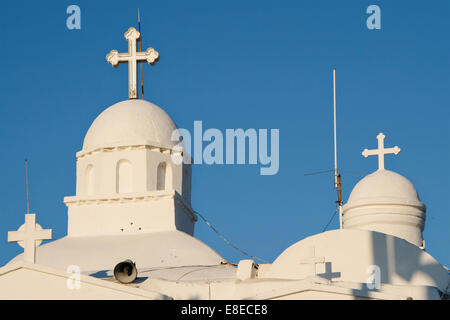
[82,99,178,153]
[8,230,226,275]
[345,169,422,206]
[343,169,427,247]
[262,229,448,293]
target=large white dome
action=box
[82,99,178,152]
[9,231,226,275]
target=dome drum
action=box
[343,205,425,247]
[342,169,426,248]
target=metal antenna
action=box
[25,159,30,214]
[138,8,144,100]
[333,68,343,229]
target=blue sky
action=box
[0,0,449,267]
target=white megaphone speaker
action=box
[113,259,137,283]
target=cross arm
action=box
[106,50,134,67]
[362,149,378,157]
[37,229,52,241]
[299,257,325,264]
[386,146,401,155]
[136,48,159,65]
[362,146,401,158]
[8,229,52,242]
[8,231,24,242]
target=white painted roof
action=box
[8,230,226,276]
[262,229,448,292]
[82,99,178,152]
[138,264,237,282]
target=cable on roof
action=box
[139,264,229,274]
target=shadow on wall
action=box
[351,231,448,299]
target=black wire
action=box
[195,211,270,264]
[304,169,363,176]
[304,169,334,176]
[322,206,339,232]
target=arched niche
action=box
[157,162,172,191]
[116,159,133,193]
[85,164,95,195]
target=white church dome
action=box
[9,231,226,275]
[346,169,422,207]
[343,169,426,247]
[82,99,178,152]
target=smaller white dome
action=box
[346,169,422,207]
[82,100,178,152]
[343,169,426,247]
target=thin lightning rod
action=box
[138,8,144,100]
[333,68,338,187]
[333,68,343,230]
[25,159,30,214]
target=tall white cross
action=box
[362,133,401,170]
[106,27,159,99]
[8,213,52,264]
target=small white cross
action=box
[8,213,52,264]
[106,27,159,99]
[299,246,325,276]
[362,133,401,170]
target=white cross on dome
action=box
[362,132,401,170]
